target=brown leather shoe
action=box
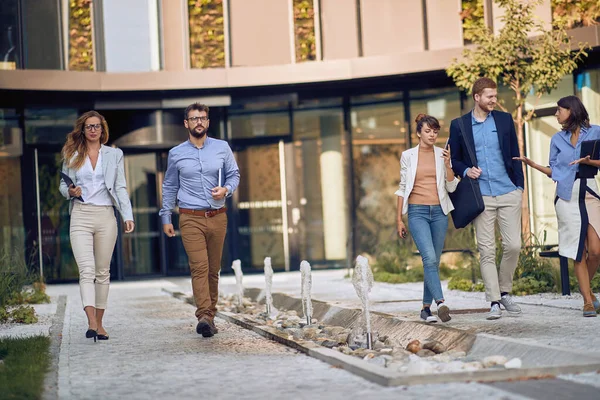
[196,316,214,337]
[208,318,219,334]
[583,303,597,317]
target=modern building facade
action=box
[0,0,599,282]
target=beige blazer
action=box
[59,145,134,222]
[395,145,459,215]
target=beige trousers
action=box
[70,203,118,309]
[473,189,522,302]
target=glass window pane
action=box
[577,68,600,124]
[24,108,78,145]
[21,0,63,70]
[102,0,160,72]
[351,102,406,256]
[0,109,24,255]
[69,0,94,71]
[0,108,22,156]
[229,112,290,139]
[37,152,80,281]
[0,0,21,70]
[188,0,225,68]
[235,144,286,271]
[526,116,561,245]
[293,0,317,62]
[409,88,461,145]
[122,153,161,276]
[291,108,347,265]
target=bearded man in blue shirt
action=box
[448,77,524,320]
[160,103,240,337]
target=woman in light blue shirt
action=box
[515,96,600,317]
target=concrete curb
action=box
[163,288,600,386]
[43,295,67,400]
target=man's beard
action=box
[189,127,206,139]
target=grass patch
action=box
[0,335,51,400]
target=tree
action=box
[446,0,588,239]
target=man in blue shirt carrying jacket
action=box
[448,77,524,320]
[160,103,240,337]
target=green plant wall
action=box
[188,0,225,68]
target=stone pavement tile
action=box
[47,280,533,400]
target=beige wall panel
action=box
[426,0,463,50]
[230,0,292,67]
[360,0,424,56]
[491,0,552,35]
[320,0,359,60]
[161,0,188,71]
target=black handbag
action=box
[449,118,485,229]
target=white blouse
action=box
[75,151,113,206]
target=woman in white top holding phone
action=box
[395,114,459,323]
[59,110,135,341]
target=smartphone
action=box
[444,137,450,149]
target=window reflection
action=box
[351,101,406,257]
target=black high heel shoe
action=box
[97,333,109,341]
[85,329,97,342]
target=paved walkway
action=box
[26,272,595,399]
[28,279,591,399]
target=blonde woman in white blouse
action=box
[59,111,134,342]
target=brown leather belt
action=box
[179,207,227,218]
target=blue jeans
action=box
[407,204,448,305]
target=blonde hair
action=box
[61,110,109,170]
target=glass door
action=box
[233,141,289,272]
[122,153,161,277]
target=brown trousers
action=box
[180,212,227,319]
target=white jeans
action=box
[473,189,522,302]
[70,203,117,309]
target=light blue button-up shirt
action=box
[468,111,517,196]
[159,137,240,224]
[550,124,600,201]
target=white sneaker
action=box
[486,303,502,320]
[499,294,522,314]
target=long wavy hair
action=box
[61,110,110,170]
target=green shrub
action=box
[7,282,50,306]
[512,276,554,296]
[7,306,38,324]
[0,307,8,323]
[448,277,485,292]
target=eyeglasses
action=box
[84,124,102,131]
[187,116,208,123]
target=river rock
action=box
[335,334,349,344]
[320,340,339,348]
[462,361,484,371]
[322,326,346,337]
[302,328,321,340]
[416,349,436,357]
[482,355,508,368]
[367,355,390,367]
[504,358,522,369]
[422,339,447,354]
[384,337,402,348]
[406,339,421,354]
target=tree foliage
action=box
[552,0,600,29]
